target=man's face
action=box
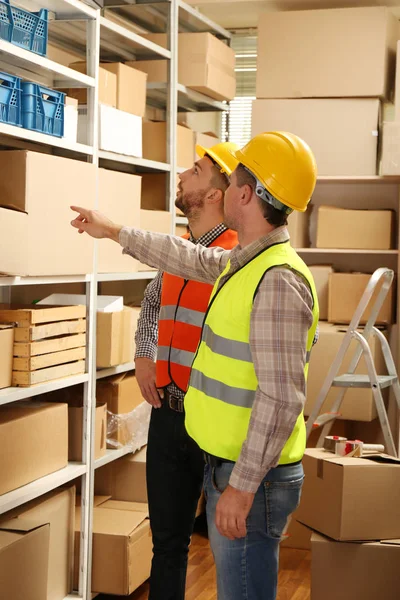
[175,156,216,218]
[223,169,241,231]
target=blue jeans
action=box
[204,461,304,600]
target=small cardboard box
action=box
[316,206,393,250]
[0,518,50,600]
[67,62,117,106]
[142,122,195,169]
[311,532,400,600]
[102,63,147,117]
[298,449,400,541]
[69,403,106,461]
[134,32,236,102]
[98,168,141,273]
[328,272,393,325]
[0,151,95,276]
[95,445,148,503]
[306,322,386,421]
[0,402,68,496]
[309,266,333,321]
[0,323,14,389]
[97,307,137,368]
[97,372,144,415]
[256,7,399,100]
[287,210,309,249]
[10,486,76,600]
[252,98,380,176]
[74,499,152,595]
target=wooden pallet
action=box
[14,333,87,358]
[12,360,86,387]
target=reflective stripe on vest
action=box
[156,229,239,392]
[184,240,319,464]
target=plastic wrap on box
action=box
[107,401,151,452]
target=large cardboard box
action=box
[95,445,148,503]
[69,403,106,462]
[0,151,95,276]
[329,272,393,325]
[143,122,195,169]
[309,266,333,321]
[98,169,141,273]
[306,322,386,421]
[134,32,236,102]
[97,307,137,368]
[101,63,147,116]
[78,104,142,157]
[252,99,380,176]
[287,210,309,249]
[0,324,14,389]
[256,7,399,100]
[141,173,167,211]
[13,487,76,600]
[311,532,400,600]
[74,500,152,595]
[0,518,50,600]
[298,449,400,541]
[0,402,68,495]
[97,372,144,415]
[67,62,117,106]
[316,205,393,250]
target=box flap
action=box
[0,323,14,331]
[101,500,149,517]
[75,495,111,507]
[93,507,148,535]
[0,517,49,534]
[39,294,123,313]
[382,539,400,546]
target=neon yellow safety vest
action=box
[184,240,319,464]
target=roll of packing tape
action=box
[324,435,347,453]
[335,440,363,457]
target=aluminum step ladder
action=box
[306,268,400,458]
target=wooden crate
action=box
[0,305,88,387]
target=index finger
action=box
[71,206,90,218]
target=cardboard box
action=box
[98,169,141,273]
[143,122,195,169]
[252,99,380,176]
[309,266,333,321]
[281,517,311,551]
[78,104,142,157]
[0,323,14,389]
[134,32,236,102]
[67,62,117,106]
[311,532,400,600]
[195,131,219,154]
[306,322,386,421]
[64,97,78,143]
[256,7,399,100]
[287,210,309,249]
[97,372,144,415]
[12,487,76,600]
[0,401,68,495]
[0,518,50,600]
[102,63,147,117]
[0,151,95,276]
[139,210,172,271]
[316,206,393,250]
[329,272,393,325]
[141,173,167,211]
[69,403,106,462]
[95,445,148,503]
[97,307,137,368]
[298,449,400,540]
[380,121,400,175]
[74,500,152,595]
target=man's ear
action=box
[239,183,253,207]
[206,187,224,205]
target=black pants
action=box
[147,401,205,600]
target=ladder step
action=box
[332,374,397,389]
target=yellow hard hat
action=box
[196,141,240,176]
[234,132,317,212]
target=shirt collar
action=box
[189,222,228,247]
[233,226,290,269]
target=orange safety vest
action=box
[156,229,238,392]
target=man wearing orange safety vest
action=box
[134,142,238,600]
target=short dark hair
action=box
[209,159,230,193]
[235,163,288,227]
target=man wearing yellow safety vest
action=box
[134,142,238,600]
[71,131,319,600]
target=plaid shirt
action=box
[135,223,229,400]
[121,225,314,493]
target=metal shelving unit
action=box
[0,1,229,598]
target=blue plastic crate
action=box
[21,83,65,138]
[0,70,21,126]
[0,0,48,56]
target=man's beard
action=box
[175,188,207,219]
